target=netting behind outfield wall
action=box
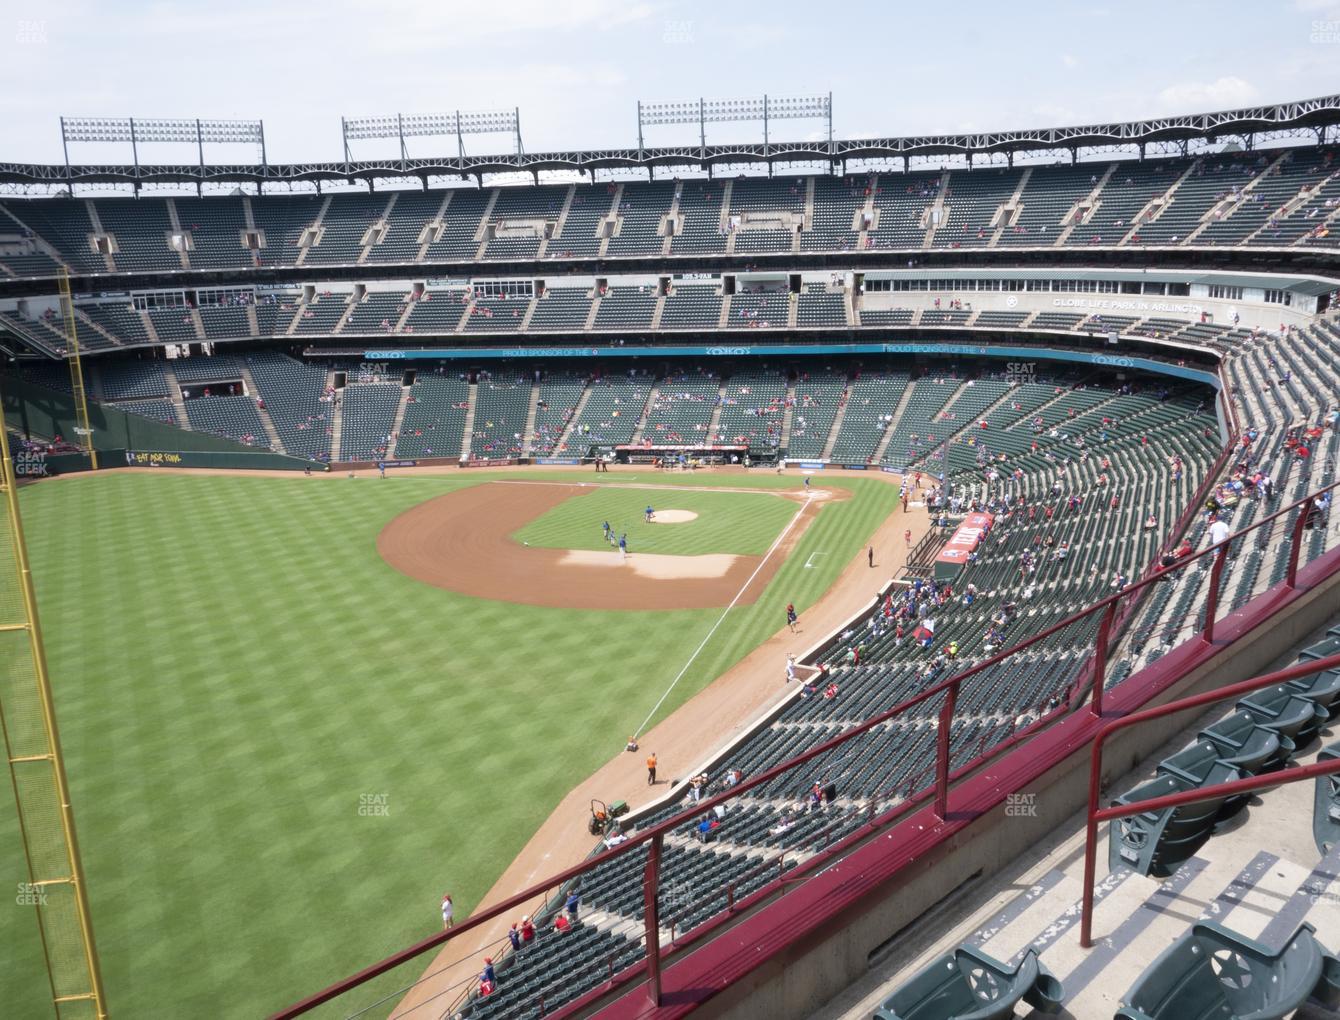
[0,413,107,1019]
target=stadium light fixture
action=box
[59,116,266,178]
[340,109,524,167]
[636,94,832,156]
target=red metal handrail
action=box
[1080,648,1340,947]
[270,476,1338,1019]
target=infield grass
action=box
[513,486,798,555]
[1,469,898,1019]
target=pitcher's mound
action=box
[651,510,698,523]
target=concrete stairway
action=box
[387,381,412,458]
[705,379,727,443]
[293,194,332,268]
[629,383,662,445]
[1055,162,1117,246]
[818,383,853,461]
[553,383,594,456]
[520,383,542,456]
[239,363,285,453]
[870,380,921,463]
[1120,159,1203,244]
[459,381,479,459]
[779,380,798,451]
[328,382,345,461]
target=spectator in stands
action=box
[508,924,521,951]
[482,958,495,986]
[554,913,572,933]
[520,916,536,944]
[565,888,581,922]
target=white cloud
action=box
[1156,76,1259,112]
[1061,54,1079,69]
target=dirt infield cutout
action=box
[650,509,698,523]
[377,481,818,610]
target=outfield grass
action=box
[513,486,798,556]
[1,469,897,1018]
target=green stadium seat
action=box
[872,945,1063,1019]
[1115,921,1336,1020]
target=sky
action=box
[0,0,1337,167]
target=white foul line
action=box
[634,492,814,738]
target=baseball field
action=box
[1,467,899,1019]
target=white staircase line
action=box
[553,382,594,455]
[460,381,479,460]
[0,205,71,272]
[538,184,577,258]
[1182,150,1291,245]
[629,383,661,445]
[239,364,285,452]
[651,290,667,330]
[84,200,117,272]
[855,173,878,249]
[332,295,358,335]
[73,308,121,349]
[241,196,261,267]
[519,294,539,330]
[923,171,951,247]
[139,309,160,344]
[583,290,602,331]
[598,182,624,257]
[188,307,207,342]
[392,295,414,334]
[416,190,454,262]
[520,382,543,456]
[1055,162,1117,246]
[1120,158,1203,245]
[818,382,853,461]
[871,380,922,463]
[661,180,684,256]
[1249,166,1340,244]
[387,378,412,455]
[294,194,333,268]
[779,380,798,450]
[358,192,398,264]
[717,292,732,329]
[705,378,727,443]
[245,305,259,337]
[472,188,502,260]
[165,368,189,427]
[988,167,1033,247]
[328,371,345,461]
[164,198,191,270]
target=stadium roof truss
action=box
[2,94,1337,190]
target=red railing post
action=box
[1202,543,1229,643]
[1078,648,1340,948]
[933,678,960,820]
[643,832,663,1008]
[1079,726,1111,948]
[1090,600,1118,717]
[1287,497,1314,589]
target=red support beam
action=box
[933,679,959,819]
[1202,543,1228,644]
[643,833,663,1007]
[1090,600,1118,717]
[1079,647,1340,947]
[1287,497,1314,589]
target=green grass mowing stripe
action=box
[1,470,895,1018]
